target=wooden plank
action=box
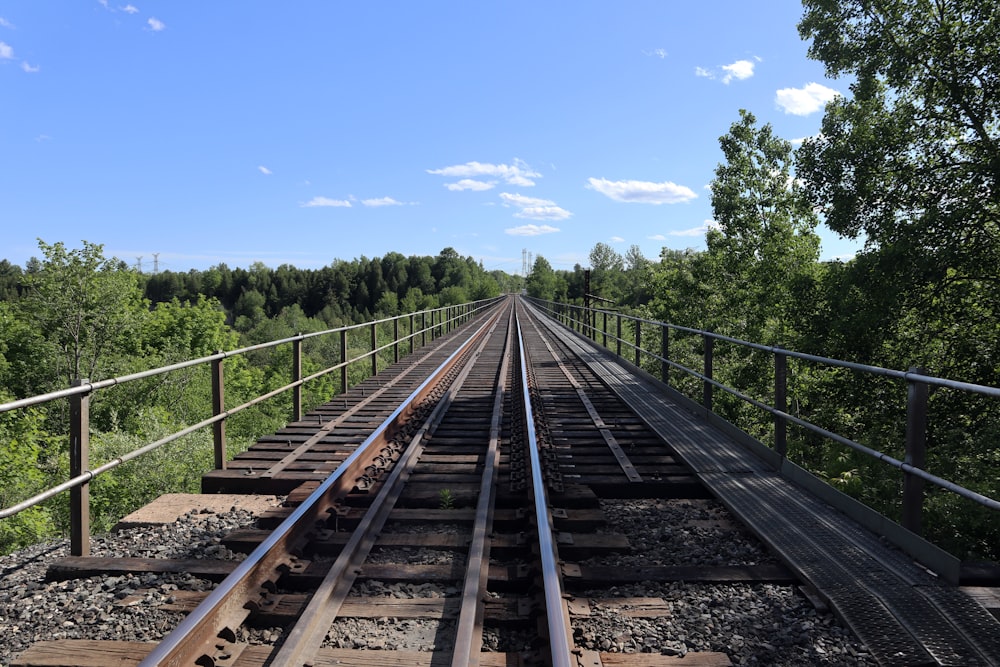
[47,557,237,582]
[11,642,728,667]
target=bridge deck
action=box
[542,316,1000,667]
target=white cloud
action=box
[586,177,697,204]
[515,206,572,221]
[721,59,755,84]
[428,158,540,187]
[775,83,840,116]
[667,220,720,237]
[121,4,139,13]
[258,165,272,175]
[499,192,571,220]
[644,48,667,59]
[445,179,495,191]
[21,61,39,73]
[0,17,14,29]
[648,234,667,241]
[696,59,757,83]
[505,224,560,237]
[0,42,13,59]
[500,192,553,208]
[147,17,165,31]
[362,196,409,207]
[301,196,351,208]
[610,236,625,243]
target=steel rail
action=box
[515,304,575,667]
[522,309,643,483]
[138,309,503,667]
[451,306,515,667]
[269,303,508,667]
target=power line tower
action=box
[152,253,160,274]
[136,256,143,273]
[521,248,529,277]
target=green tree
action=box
[526,256,558,300]
[19,240,146,388]
[708,109,820,342]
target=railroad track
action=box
[9,297,905,666]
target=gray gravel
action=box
[0,498,878,666]
[0,508,257,667]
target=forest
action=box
[1,0,998,561]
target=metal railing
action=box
[527,297,1000,535]
[0,297,503,555]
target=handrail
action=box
[525,297,1000,526]
[0,297,504,553]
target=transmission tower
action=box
[136,256,143,273]
[152,253,160,274]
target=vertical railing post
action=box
[422,312,427,346]
[616,314,622,357]
[409,313,415,354]
[447,306,452,333]
[703,334,714,412]
[903,366,929,535]
[602,311,608,348]
[661,325,670,385]
[292,336,302,422]
[212,355,226,470]
[69,379,91,557]
[774,346,787,458]
[394,317,400,364]
[370,321,378,377]
[340,329,348,394]
[634,319,642,368]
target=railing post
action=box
[292,336,302,422]
[634,320,642,368]
[602,311,608,348]
[212,355,226,470]
[447,306,452,333]
[393,317,400,364]
[661,325,669,385]
[616,314,622,357]
[340,329,348,394]
[409,313,415,354]
[69,379,90,557]
[370,321,378,377]
[774,346,787,458]
[422,312,427,346]
[903,366,929,535]
[703,334,714,412]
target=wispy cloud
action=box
[586,177,697,204]
[499,192,572,221]
[643,48,667,59]
[665,220,720,237]
[301,196,352,208]
[0,17,15,29]
[610,236,625,243]
[362,196,413,207]
[258,165,272,175]
[0,42,13,59]
[147,17,165,31]
[775,83,839,116]
[505,224,560,237]
[696,58,757,84]
[444,179,495,192]
[21,61,39,73]
[121,4,139,14]
[428,158,541,187]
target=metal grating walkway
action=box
[536,310,1000,667]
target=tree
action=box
[708,109,820,341]
[797,0,1000,353]
[525,256,558,300]
[588,242,625,302]
[19,241,146,388]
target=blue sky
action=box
[1,1,855,275]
